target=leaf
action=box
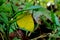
[51,12,60,26]
[9,22,17,33]
[12,4,19,12]
[0,2,12,13]
[0,12,8,24]
[11,6,44,23]
[25,5,42,10]
[54,14,60,26]
[13,6,42,19]
[0,0,6,6]
[33,8,51,24]
[23,2,33,9]
[51,12,55,23]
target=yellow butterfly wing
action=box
[17,13,34,32]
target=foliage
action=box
[0,0,60,40]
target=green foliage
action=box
[0,12,8,24]
[0,0,60,40]
[0,0,6,6]
[0,2,12,12]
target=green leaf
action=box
[54,14,60,26]
[33,8,51,24]
[13,6,44,19]
[12,4,18,12]
[0,12,8,24]
[0,0,6,6]
[9,22,17,33]
[0,2,12,13]
[23,2,33,9]
[25,5,43,10]
[51,12,60,26]
[51,12,55,23]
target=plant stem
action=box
[6,24,9,40]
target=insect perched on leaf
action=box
[17,12,34,32]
